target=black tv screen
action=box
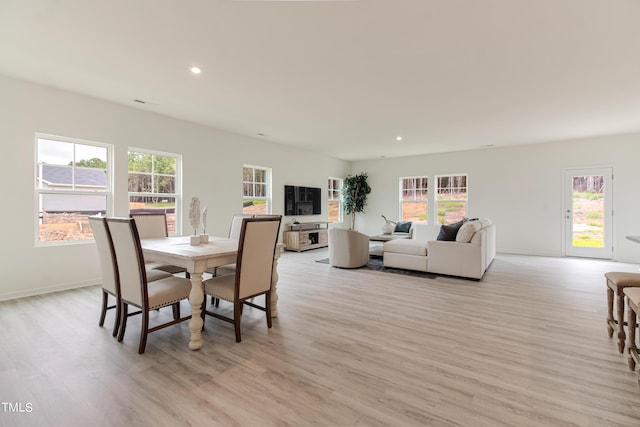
[284,185,321,216]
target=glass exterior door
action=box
[564,168,612,259]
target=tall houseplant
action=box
[343,172,371,230]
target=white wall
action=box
[3,73,640,301]
[351,135,640,262]
[0,75,350,300]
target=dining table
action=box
[140,235,283,350]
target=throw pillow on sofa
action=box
[394,221,413,233]
[436,220,465,241]
[456,220,482,243]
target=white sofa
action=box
[382,219,496,280]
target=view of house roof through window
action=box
[35,135,111,244]
[39,164,108,188]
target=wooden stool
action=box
[624,287,640,382]
[606,272,640,353]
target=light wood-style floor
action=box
[2,251,640,426]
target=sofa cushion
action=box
[478,218,492,228]
[383,239,427,256]
[456,220,482,243]
[436,220,464,241]
[394,221,413,233]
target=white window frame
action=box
[327,177,343,223]
[243,165,272,214]
[399,176,429,223]
[128,148,183,236]
[35,133,113,246]
[435,173,468,225]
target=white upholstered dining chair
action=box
[201,216,281,342]
[88,216,121,337]
[89,216,173,338]
[106,217,192,354]
[229,213,255,240]
[130,212,189,277]
[205,213,254,289]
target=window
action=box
[243,165,271,215]
[436,174,468,224]
[327,178,343,223]
[400,176,428,222]
[128,149,181,235]
[35,134,111,244]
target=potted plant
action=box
[342,172,371,230]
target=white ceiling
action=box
[2,0,640,161]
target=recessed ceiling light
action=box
[396,136,403,142]
[190,66,201,75]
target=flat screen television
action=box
[284,185,322,216]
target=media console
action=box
[283,221,329,252]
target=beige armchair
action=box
[328,228,370,268]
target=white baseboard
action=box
[0,280,99,302]
[497,249,564,258]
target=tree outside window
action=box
[243,165,271,215]
[35,135,111,244]
[436,174,468,224]
[327,178,343,223]
[128,150,181,235]
[400,177,428,222]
